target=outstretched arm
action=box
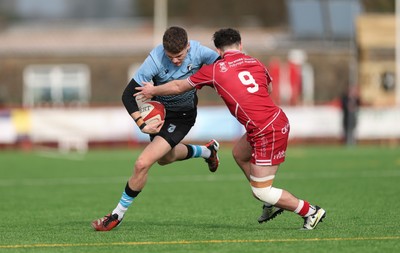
[135,79,194,99]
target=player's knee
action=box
[250,175,283,205]
[134,157,151,173]
[157,153,174,166]
[251,186,282,205]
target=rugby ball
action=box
[140,101,166,124]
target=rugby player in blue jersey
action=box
[91,26,220,231]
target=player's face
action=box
[165,45,189,66]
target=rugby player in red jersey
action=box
[136,28,326,229]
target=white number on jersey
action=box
[238,71,259,93]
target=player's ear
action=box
[216,48,223,57]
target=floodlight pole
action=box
[153,0,168,46]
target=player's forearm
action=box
[154,80,192,96]
[130,111,141,121]
[122,79,140,114]
[136,80,192,99]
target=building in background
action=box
[0,0,398,148]
[0,0,372,107]
[356,14,396,106]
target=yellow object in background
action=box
[11,109,31,135]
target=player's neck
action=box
[222,49,241,57]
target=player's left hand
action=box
[135,82,155,99]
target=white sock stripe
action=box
[249,175,275,182]
[294,199,304,213]
[201,146,211,158]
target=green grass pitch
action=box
[0,144,399,253]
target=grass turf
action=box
[0,145,399,252]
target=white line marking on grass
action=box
[1,236,399,249]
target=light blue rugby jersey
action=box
[133,40,219,111]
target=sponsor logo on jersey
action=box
[281,123,290,134]
[218,62,228,72]
[273,150,286,160]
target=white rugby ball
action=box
[140,101,166,124]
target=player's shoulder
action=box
[149,44,165,60]
[189,40,202,48]
[189,40,219,63]
[189,40,213,54]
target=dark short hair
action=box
[213,28,241,49]
[163,26,188,54]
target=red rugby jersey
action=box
[188,50,281,134]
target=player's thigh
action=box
[250,163,279,178]
[138,136,172,166]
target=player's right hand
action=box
[141,120,164,134]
